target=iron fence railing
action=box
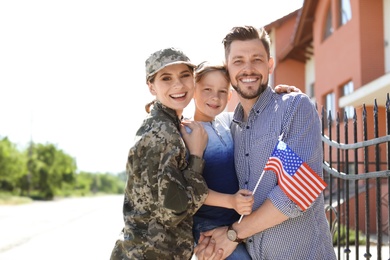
[321,93,390,260]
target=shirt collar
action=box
[233,86,274,124]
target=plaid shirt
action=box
[231,87,336,260]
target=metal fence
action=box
[320,94,390,260]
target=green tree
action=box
[0,137,28,193]
[74,171,94,195]
[28,143,77,199]
[98,173,125,194]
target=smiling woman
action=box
[145,48,197,117]
[146,64,195,115]
[0,0,303,174]
[109,47,210,259]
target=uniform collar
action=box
[152,101,182,129]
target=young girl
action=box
[191,62,301,259]
[191,62,252,259]
[110,47,210,260]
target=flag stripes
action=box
[263,141,327,211]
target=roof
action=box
[265,0,319,62]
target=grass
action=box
[0,193,33,205]
[0,192,112,205]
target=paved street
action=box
[0,195,124,260]
[0,195,388,259]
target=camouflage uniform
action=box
[110,101,209,260]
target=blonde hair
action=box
[195,61,230,84]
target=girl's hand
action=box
[230,189,253,215]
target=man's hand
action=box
[274,84,301,93]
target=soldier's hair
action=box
[195,62,230,83]
[147,74,156,84]
[145,100,156,113]
[222,26,271,60]
[145,75,157,113]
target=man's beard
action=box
[231,76,268,100]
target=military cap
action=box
[145,47,196,82]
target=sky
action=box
[0,0,303,174]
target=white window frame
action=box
[340,0,352,25]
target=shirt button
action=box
[246,126,250,129]
[245,153,249,156]
[248,239,253,243]
[245,181,248,185]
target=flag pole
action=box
[237,169,266,224]
[237,135,283,224]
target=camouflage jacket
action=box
[111,101,208,260]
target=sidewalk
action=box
[0,195,124,260]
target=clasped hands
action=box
[194,190,253,260]
[194,226,234,260]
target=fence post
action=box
[336,112,342,258]
[374,100,382,260]
[344,111,351,259]
[353,109,360,260]
[362,105,372,259]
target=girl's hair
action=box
[222,26,271,61]
[195,61,229,83]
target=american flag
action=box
[264,140,327,211]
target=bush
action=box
[333,224,366,246]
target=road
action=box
[1,195,388,260]
[0,195,124,260]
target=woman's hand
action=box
[180,120,208,158]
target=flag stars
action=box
[264,140,327,211]
[274,145,303,176]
